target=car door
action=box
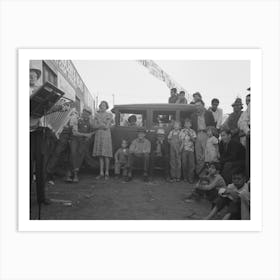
[111,108,148,153]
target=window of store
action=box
[42,62,57,86]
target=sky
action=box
[73,60,250,114]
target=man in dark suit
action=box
[219,129,246,184]
[191,100,215,176]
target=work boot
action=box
[65,171,72,183]
[73,171,79,183]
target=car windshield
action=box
[152,110,176,128]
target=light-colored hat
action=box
[29,67,41,79]
[156,128,165,135]
[83,106,92,114]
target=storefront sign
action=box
[54,60,85,93]
[57,72,76,101]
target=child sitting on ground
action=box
[203,169,249,220]
[168,121,182,182]
[185,162,226,203]
[114,139,130,179]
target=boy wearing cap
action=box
[68,107,95,182]
[150,128,170,181]
[127,128,151,182]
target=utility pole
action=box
[112,93,115,106]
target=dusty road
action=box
[30,173,215,220]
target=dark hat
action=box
[137,127,146,133]
[247,87,251,91]
[193,92,202,99]
[231,98,243,107]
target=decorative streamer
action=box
[136,60,190,101]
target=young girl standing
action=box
[205,126,219,164]
[92,101,113,180]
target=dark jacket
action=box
[219,139,245,164]
[190,110,215,132]
[151,138,170,158]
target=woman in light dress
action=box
[92,101,113,180]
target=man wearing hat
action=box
[149,128,170,181]
[222,97,244,143]
[30,65,52,207]
[127,127,151,182]
[68,106,96,182]
[168,88,178,104]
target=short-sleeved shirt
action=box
[129,138,151,154]
[179,128,196,152]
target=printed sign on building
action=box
[57,72,76,101]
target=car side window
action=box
[119,110,147,127]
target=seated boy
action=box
[127,128,151,182]
[203,169,249,220]
[150,128,170,181]
[185,162,226,202]
[114,139,129,179]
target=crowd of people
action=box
[30,65,251,220]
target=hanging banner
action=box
[137,60,189,100]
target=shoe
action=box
[125,176,132,182]
[73,172,79,183]
[169,178,175,183]
[104,174,109,181]
[96,174,104,180]
[176,179,181,182]
[64,171,72,183]
[143,176,149,182]
[47,180,55,186]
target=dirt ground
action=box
[30,171,218,220]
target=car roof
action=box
[111,103,197,113]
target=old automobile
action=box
[111,103,197,152]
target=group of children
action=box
[167,118,219,183]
